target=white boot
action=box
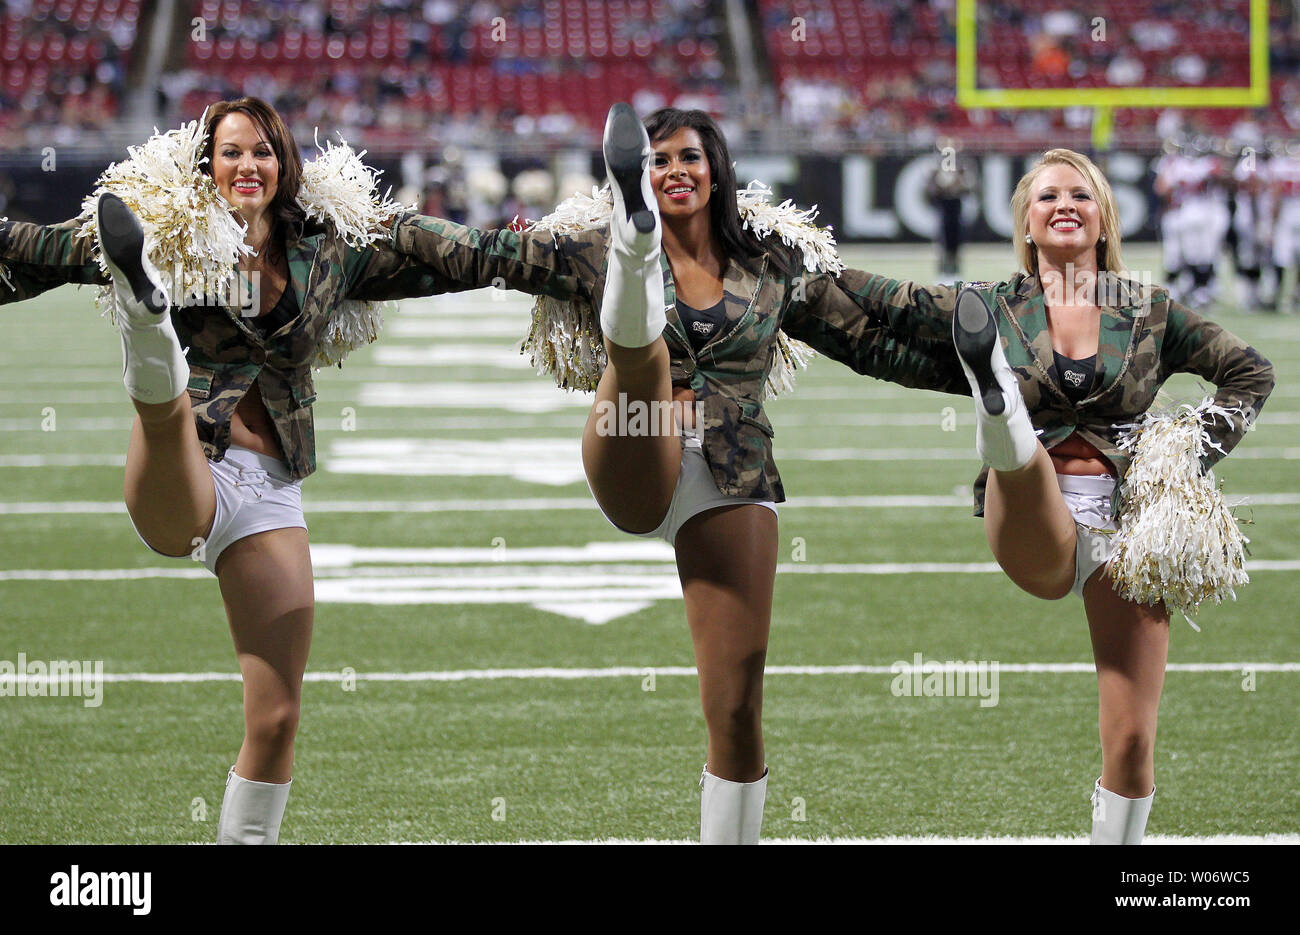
[599,102,665,349]
[95,193,188,405]
[216,767,292,845]
[952,287,1039,472]
[1090,778,1154,845]
[700,766,767,845]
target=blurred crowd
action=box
[3,0,1300,154]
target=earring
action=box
[1099,233,1107,242]
[710,183,718,191]
[1025,233,1032,243]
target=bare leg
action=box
[216,527,315,784]
[1084,569,1169,798]
[582,103,678,532]
[581,337,682,533]
[98,192,214,556]
[675,504,778,782]
[124,395,217,557]
[982,446,1079,599]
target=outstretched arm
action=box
[0,219,105,303]
[1159,298,1275,469]
[781,267,970,395]
[348,212,604,303]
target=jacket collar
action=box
[661,252,767,360]
[999,271,1143,403]
[224,234,319,338]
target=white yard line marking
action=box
[396,834,1300,845]
[357,383,587,412]
[309,541,674,566]
[372,345,530,368]
[8,411,1300,432]
[16,444,1300,467]
[8,493,1300,515]
[8,662,1298,688]
[324,437,585,485]
[0,454,126,467]
[388,319,530,338]
[7,557,1300,581]
[10,555,1299,626]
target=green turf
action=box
[1,244,1297,842]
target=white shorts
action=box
[1058,472,1118,598]
[596,430,777,545]
[130,445,307,575]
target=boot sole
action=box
[954,288,1005,416]
[97,193,165,316]
[604,103,655,235]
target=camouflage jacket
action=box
[830,271,1276,514]
[0,216,466,480]
[968,273,1273,515]
[389,212,968,500]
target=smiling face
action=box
[650,127,713,220]
[210,111,280,225]
[1026,163,1101,262]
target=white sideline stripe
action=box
[7,560,1300,581]
[388,319,530,338]
[400,834,1300,845]
[10,448,1300,467]
[0,454,126,467]
[9,411,1300,432]
[8,493,1300,516]
[10,663,1299,685]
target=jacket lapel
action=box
[998,273,1141,404]
[997,275,1063,398]
[659,254,688,353]
[701,256,763,355]
[1090,273,1142,399]
[659,253,765,359]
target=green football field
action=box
[0,243,1296,843]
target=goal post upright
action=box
[953,0,1271,151]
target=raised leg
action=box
[982,448,1078,599]
[581,103,679,532]
[94,192,215,556]
[581,340,682,532]
[954,288,1075,597]
[124,402,218,557]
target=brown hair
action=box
[1010,148,1125,275]
[201,96,305,250]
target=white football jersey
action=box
[1268,154,1300,199]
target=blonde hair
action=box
[1011,148,1124,275]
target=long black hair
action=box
[643,108,795,277]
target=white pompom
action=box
[1110,397,1251,618]
[298,131,411,250]
[74,108,252,328]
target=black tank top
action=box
[1053,350,1097,404]
[251,278,298,336]
[677,298,727,353]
